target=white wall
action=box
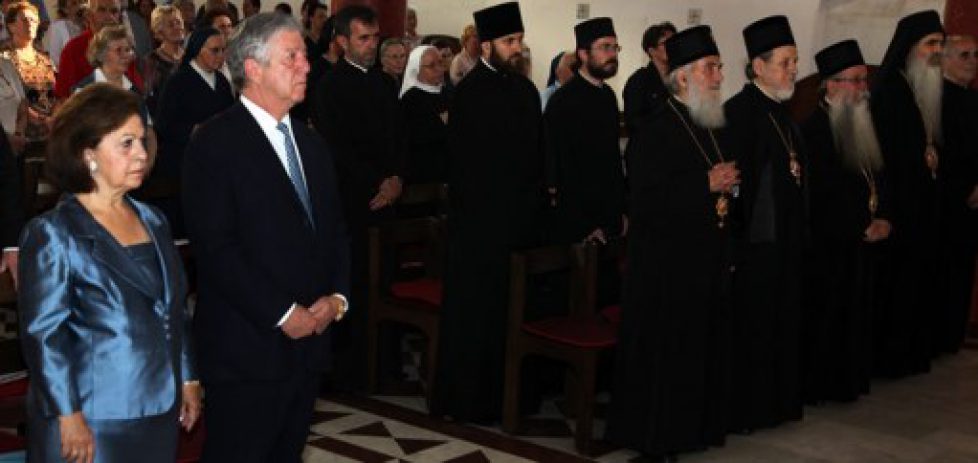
[408,0,946,102]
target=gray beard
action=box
[686,83,725,129]
[773,85,795,102]
[906,55,943,142]
[826,95,884,172]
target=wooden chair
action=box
[366,215,445,402]
[502,240,622,455]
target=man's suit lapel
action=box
[232,104,317,231]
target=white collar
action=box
[94,67,133,90]
[240,94,290,131]
[190,59,216,90]
[345,57,368,73]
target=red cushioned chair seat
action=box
[0,378,27,399]
[0,431,24,453]
[390,278,443,307]
[176,419,205,463]
[522,315,617,348]
[600,305,621,325]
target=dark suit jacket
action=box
[182,102,350,383]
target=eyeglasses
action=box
[830,77,868,84]
[109,45,134,55]
[593,43,621,53]
[204,46,225,55]
[956,50,978,60]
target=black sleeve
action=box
[0,129,23,248]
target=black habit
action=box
[723,83,807,430]
[400,87,449,185]
[938,79,978,353]
[869,70,940,377]
[313,57,405,391]
[606,98,731,456]
[431,61,545,422]
[543,73,626,244]
[800,102,889,402]
[146,64,235,238]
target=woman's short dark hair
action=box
[47,84,142,193]
[203,6,231,27]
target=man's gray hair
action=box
[665,62,693,95]
[227,12,303,89]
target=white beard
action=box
[906,54,944,142]
[826,94,884,172]
[686,83,726,129]
[773,84,795,102]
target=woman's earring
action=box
[88,159,98,173]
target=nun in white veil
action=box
[399,45,450,184]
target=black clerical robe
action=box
[869,71,940,376]
[723,83,807,430]
[314,58,405,390]
[801,103,890,402]
[400,87,449,185]
[431,61,545,422]
[543,73,625,244]
[622,63,668,135]
[0,130,21,250]
[606,98,732,456]
[622,64,668,180]
[938,79,978,353]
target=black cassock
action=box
[314,58,405,390]
[622,64,668,178]
[400,87,449,185]
[622,63,668,135]
[431,61,545,422]
[543,73,626,244]
[869,72,939,377]
[938,80,978,354]
[606,98,732,456]
[723,83,806,430]
[801,103,890,402]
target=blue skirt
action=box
[27,401,179,463]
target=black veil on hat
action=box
[182,26,221,67]
[876,10,943,78]
[815,40,865,78]
[473,2,523,43]
[665,25,719,72]
[574,17,616,50]
[743,15,795,59]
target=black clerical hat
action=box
[574,17,616,50]
[473,2,524,43]
[743,15,795,59]
[815,40,865,78]
[665,25,719,71]
[895,10,943,47]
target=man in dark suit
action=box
[0,130,22,287]
[182,13,350,463]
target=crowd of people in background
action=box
[0,1,976,462]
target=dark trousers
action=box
[201,371,320,463]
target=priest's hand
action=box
[708,162,740,193]
[863,219,892,242]
[967,185,978,209]
[370,176,403,210]
[585,228,607,245]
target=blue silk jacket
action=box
[18,195,196,420]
